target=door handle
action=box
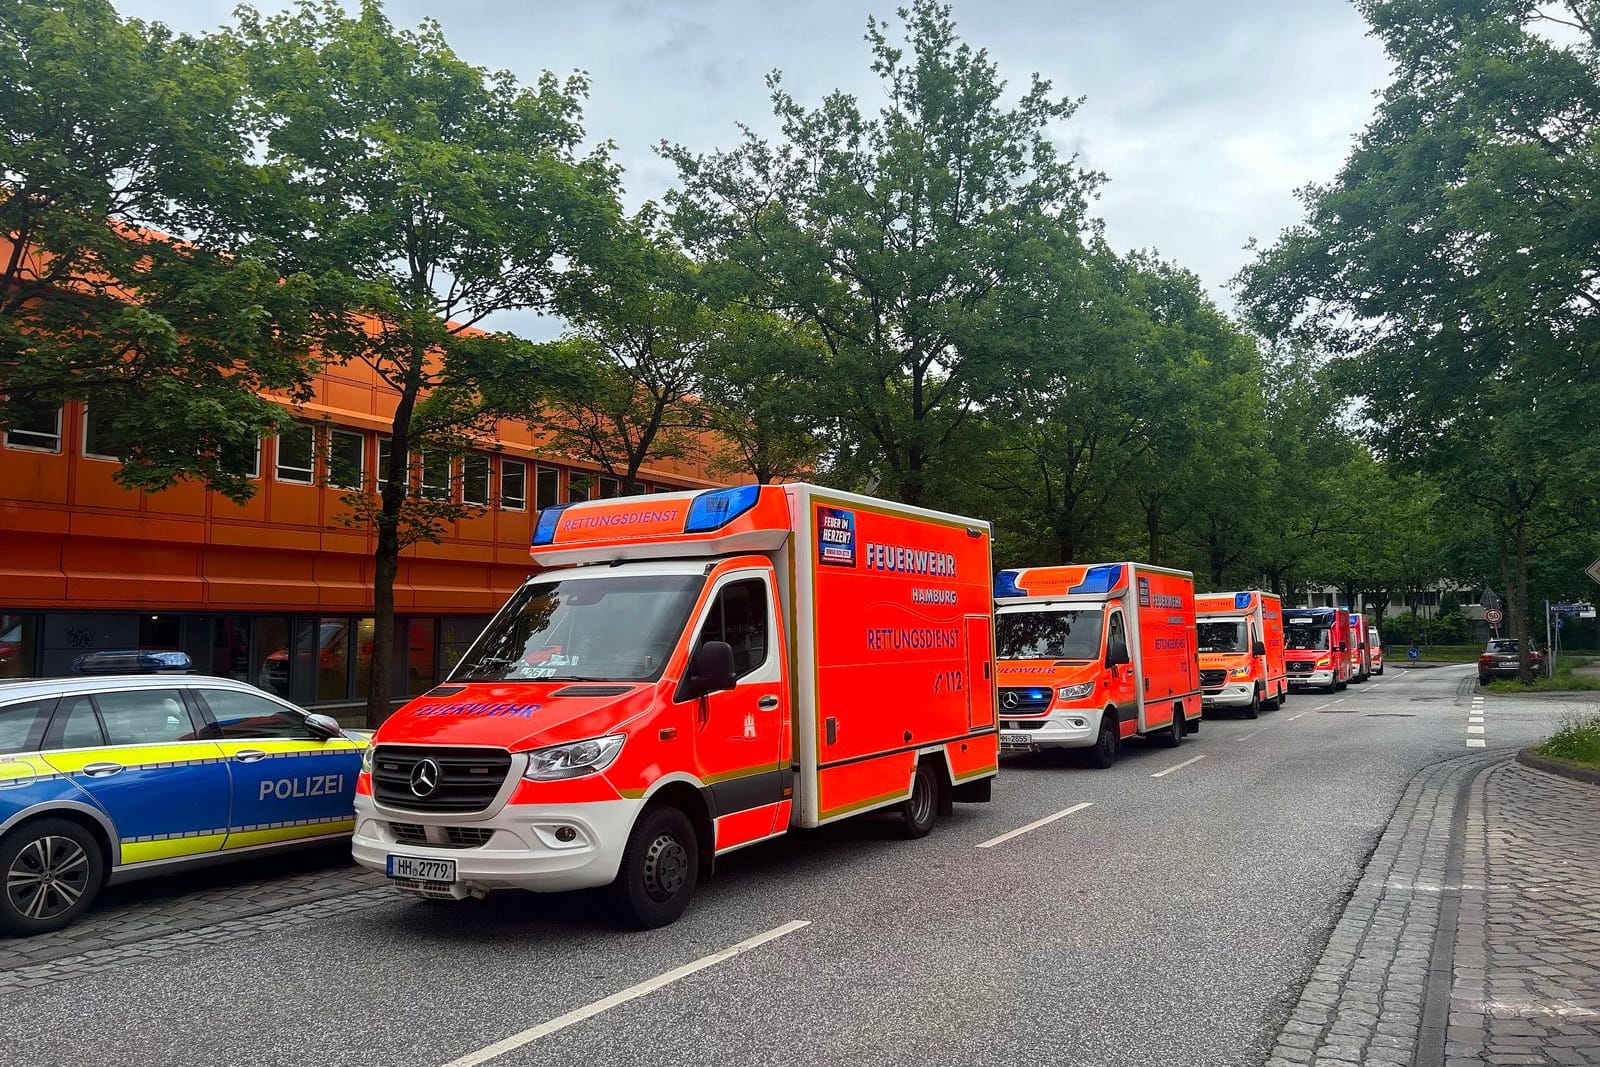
[757,696,779,711]
[81,762,124,778]
[233,749,268,764]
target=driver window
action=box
[696,578,770,680]
[1107,612,1128,663]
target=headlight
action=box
[1058,682,1095,700]
[524,734,626,781]
[360,747,373,773]
[1229,666,1252,679]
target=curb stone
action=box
[1515,747,1600,788]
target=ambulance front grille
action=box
[997,688,1052,715]
[372,745,513,814]
[1200,669,1227,689]
[1287,661,1315,675]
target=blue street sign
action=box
[1556,617,1565,630]
[1407,646,1420,660]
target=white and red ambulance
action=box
[352,484,998,926]
[993,562,1200,768]
[1196,590,1288,718]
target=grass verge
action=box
[1534,714,1600,773]
[1486,670,1600,694]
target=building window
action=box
[3,400,62,453]
[597,475,621,499]
[421,449,452,500]
[275,423,316,484]
[82,405,123,461]
[220,436,260,479]
[568,472,591,504]
[534,465,559,511]
[501,458,527,511]
[462,453,490,506]
[328,429,365,490]
[377,437,409,490]
[624,481,647,496]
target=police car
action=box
[0,669,370,936]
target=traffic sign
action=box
[1485,608,1503,625]
[1407,646,1420,661]
[1588,558,1600,586]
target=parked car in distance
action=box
[1478,639,1542,685]
[0,670,370,936]
[1368,626,1384,676]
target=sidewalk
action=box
[1264,753,1600,1067]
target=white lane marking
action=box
[1286,713,1306,721]
[1151,754,1208,779]
[1469,716,1484,724]
[439,920,812,1067]
[1468,739,1487,748]
[1334,699,1346,704]
[977,802,1094,849]
[1468,725,1485,735]
[1235,731,1259,742]
[1313,704,1331,711]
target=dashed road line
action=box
[439,919,812,1067]
[976,802,1094,849]
[1286,713,1307,721]
[1235,731,1259,742]
[1467,739,1487,748]
[1468,725,1485,735]
[1151,754,1207,779]
[1313,703,1332,711]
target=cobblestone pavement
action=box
[0,844,381,971]
[1448,760,1600,1067]
[1265,751,1600,1067]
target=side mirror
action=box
[690,640,737,696]
[304,712,343,739]
[1253,640,1267,657]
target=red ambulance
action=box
[351,484,999,927]
[1284,607,1352,691]
[993,563,1201,768]
[1348,612,1372,683]
[1195,591,1288,718]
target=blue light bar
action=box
[994,570,1025,597]
[1069,564,1124,595]
[532,504,570,546]
[684,484,761,533]
[1234,592,1253,610]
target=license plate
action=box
[1000,731,1035,749]
[387,855,456,883]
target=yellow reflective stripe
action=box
[213,739,357,758]
[224,820,353,850]
[0,755,60,784]
[42,742,227,774]
[120,834,229,864]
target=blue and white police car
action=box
[0,668,370,936]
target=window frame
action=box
[377,437,409,490]
[82,405,123,462]
[533,464,558,511]
[221,436,261,480]
[598,475,621,499]
[461,452,491,507]
[274,423,317,485]
[567,472,592,504]
[194,687,319,741]
[501,458,527,511]
[420,449,453,501]
[3,402,63,454]
[327,428,366,491]
[0,697,56,755]
[692,575,773,681]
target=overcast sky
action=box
[120,0,1392,334]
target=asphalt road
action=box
[0,665,1587,1067]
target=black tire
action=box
[1245,689,1261,720]
[1161,707,1185,748]
[1087,713,1120,769]
[0,818,104,937]
[610,805,698,929]
[1375,664,1384,676]
[899,763,938,839]
[1188,712,1200,734]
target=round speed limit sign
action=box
[1485,608,1504,624]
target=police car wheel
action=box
[0,819,104,937]
[899,764,937,839]
[612,805,698,930]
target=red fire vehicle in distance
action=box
[352,484,998,927]
[993,562,1200,768]
[1195,590,1288,718]
[1348,612,1372,683]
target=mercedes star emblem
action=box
[410,758,440,797]
[1002,691,1019,709]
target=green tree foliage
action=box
[0,0,317,501]
[664,0,1102,505]
[233,0,612,722]
[1240,0,1600,679]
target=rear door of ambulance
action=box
[1132,567,1198,732]
[1262,594,1287,693]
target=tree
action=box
[664,0,1102,505]
[1239,0,1600,680]
[0,0,317,501]
[234,0,612,723]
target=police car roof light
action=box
[684,484,761,534]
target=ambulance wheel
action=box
[1188,713,1199,734]
[1161,708,1185,748]
[0,818,104,937]
[611,805,698,929]
[899,764,937,839]
[1245,690,1260,720]
[1088,716,1120,768]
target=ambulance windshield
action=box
[1197,622,1246,653]
[996,608,1104,661]
[453,573,705,683]
[1285,625,1330,651]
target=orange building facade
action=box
[0,358,730,706]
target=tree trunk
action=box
[366,388,417,727]
[1513,515,1535,683]
[1056,521,1074,565]
[1145,503,1162,564]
